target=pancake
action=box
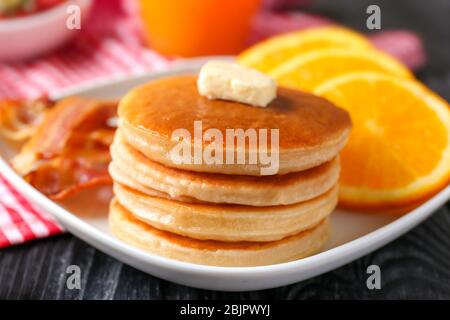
[109,199,330,266]
[110,131,340,206]
[113,182,338,242]
[118,75,351,175]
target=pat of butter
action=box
[197,60,276,107]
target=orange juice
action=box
[139,0,261,57]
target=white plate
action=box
[0,59,449,291]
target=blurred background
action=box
[0,0,448,100]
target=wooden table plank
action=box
[0,205,449,299]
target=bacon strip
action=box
[25,151,113,200]
[0,98,54,141]
[10,97,118,200]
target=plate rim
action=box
[1,60,449,289]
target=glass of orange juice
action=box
[139,0,262,57]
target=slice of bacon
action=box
[0,98,54,141]
[11,96,118,200]
[25,150,113,200]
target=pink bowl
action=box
[0,0,93,61]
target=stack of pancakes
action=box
[109,75,352,266]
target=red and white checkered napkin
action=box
[0,1,427,248]
[0,175,61,248]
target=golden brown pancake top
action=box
[119,75,351,149]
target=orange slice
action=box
[237,26,372,73]
[270,48,414,92]
[314,72,450,208]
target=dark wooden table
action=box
[1,0,449,300]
